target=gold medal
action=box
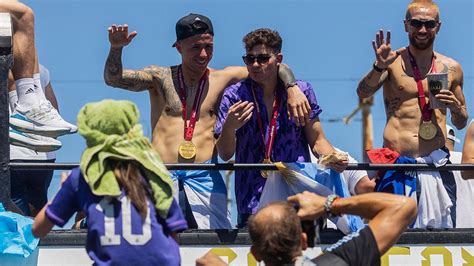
[419,121,437,140]
[178,141,197,159]
[261,158,272,178]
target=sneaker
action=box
[9,127,62,152]
[9,101,77,137]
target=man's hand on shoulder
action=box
[108,24,137,48]
[287,84,311,127]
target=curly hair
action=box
[243,28,282,54]
[248,202,302,265]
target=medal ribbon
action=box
[407,47,437,122]
[250,82,281,162]
[177,66,208,141]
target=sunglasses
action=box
[409,19,438,29]
[242,54,272,65]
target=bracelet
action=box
[372,62,386,73]
[324,194,340,218]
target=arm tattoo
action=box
[357,79,377,96]
[104,47,123,80]
[104,47,155,91]
[357,70,386,97]
[448,65,457,74]
[366,71,374,80]
[442,63,458,75]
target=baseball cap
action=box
[446,124,460,143]
[172,13,214,47]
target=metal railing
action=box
[8,162,474,171]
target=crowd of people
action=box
[0,0,472,265]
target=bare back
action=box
[383,52,462,157]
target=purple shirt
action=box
[46,167,187,266]
[214,79,322,214]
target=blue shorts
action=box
[10,159,55,216]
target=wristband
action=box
[372,62,386,73]
[324,194,340,218]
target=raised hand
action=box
[108,24,138,48]
[372,30,405,69]
[223,101,254,131]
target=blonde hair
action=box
[406,0,440,20]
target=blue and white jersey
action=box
[46,167,187,266]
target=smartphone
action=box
[427,73,448,109]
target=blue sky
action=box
[26,0,472,162]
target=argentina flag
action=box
[259,162,365,234]
[171,164,231,229]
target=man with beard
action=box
[357,0,468,228]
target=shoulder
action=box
[435,52,460,66]
[436,53,463,75]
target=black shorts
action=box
[312,226,381,266]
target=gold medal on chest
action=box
[419,121,437,140]
[178,141,197,159]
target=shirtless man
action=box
[104,14,310,228]
[357,0,468,227]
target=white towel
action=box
[414,149,453,228]
[414,171,453,228]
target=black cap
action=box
[172,13,214,47]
